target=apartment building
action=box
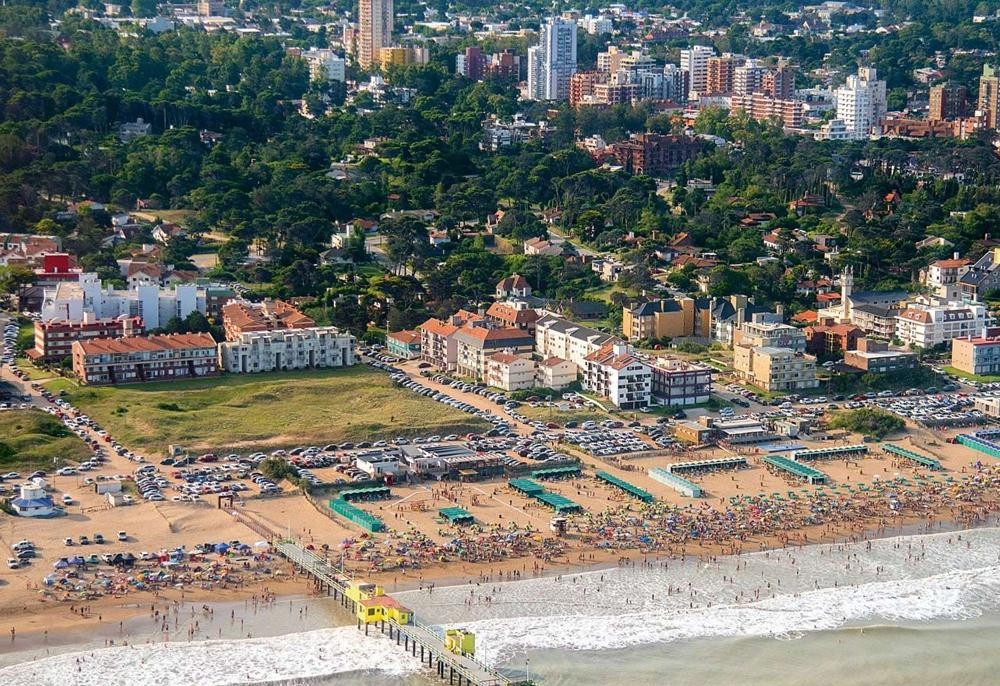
[535,314,617,370]
[72,333,219,385]
[843,338,917,373]
[951,328,1000,376]
[834,66,887,139]
[453,325,534,381]
[649,357,712,406]
[527,16,577,100]
[730,93,804,128]
[485,352,536,391]
[358,0,393,69]
[895,301,989,348]
[536,357,577,390]
[27,314,142,363]
[218,327,355,374]
[680,45,715,98]
[419,312,480,371]
[923,257,971,291]
[928,83,968,121]
[386,329,421,359]
[733,345,818,392]
[733,315,805,352]
[622,297,711,341]
[40,273,219,330]
[222,299,315,340]
[610,133,702,176]
[583,342,652,409]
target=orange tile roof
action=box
[76,332,216,355]
[931,258,970,269]
[488,351,523,364]
[419,318,458,337]
[387,329,421,345]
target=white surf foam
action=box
[0,627,418,686]
[396,525,1000,664]
[463,564,1000,663]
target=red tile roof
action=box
[76,332,216,355]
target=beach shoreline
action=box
[5,501,995,669]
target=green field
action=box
[43,366,489,454]
[0,410,92,471]
[943,366,1000,383]
[519,403,608,424]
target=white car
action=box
[61,494,73,504]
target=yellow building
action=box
[346,581,413,625]
[622,298,711,341]
[378,46,430,71]
[733,344,818,392]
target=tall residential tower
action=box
[358,0,393,70]
[527,16,578,101]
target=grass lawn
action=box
[0,410,92,471]
[14,357,59,381]
[43,366,489,454]
[519,404,608,424]
[943,366,1000,383]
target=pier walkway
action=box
[274,540,521,686]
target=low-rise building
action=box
[583,342,652,409]
[222,299,315,340]
[495,274,531,299]
[218,327,355,374]
[454,325,534,381]
[733,344,818,392]
[649,357,713,406]
[951,328,1000,376]
[535,314,618,370]
[72,333,219,385]
[734,314,804,352]
[536,357,577,389]
[27,314,142,363]
[386,330,421,359]
[623,297,711,341]
[485,301,539,332]
[843,338,918,373]
[419,311,481,371]
[804,319,863,356]
[973,395,1000,417]
[895,300,989,349]
[485,352,536,391]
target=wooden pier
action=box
[274,541,523,686]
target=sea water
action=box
[3,524,1000,685]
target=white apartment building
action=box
[835,67,887,139]
[536,357,577,390]
[580,14,612,35]
[583,342,652,409]
[218,327,356,373]
[485,352,536,391]
[733,62,765,96]
[680,45,715,99]
[40,273,203,330]
[358,0,393,70]
[303,48,346,82]
[535,314,617,370]
[895,301,989,349]
[527,16,577,100]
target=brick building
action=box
[72,332,219,385]
[610,134,702,176]
[222,299,315,340]
[27,314,142,363]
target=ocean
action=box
[4,523,1000,685]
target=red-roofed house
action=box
[791,310,818,325]
[923,256,970,290]
[386,329,421,359]
[485,301,540,332]
[495,274,531,299]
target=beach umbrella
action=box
[214,543,230,553]
[53,559,69,569]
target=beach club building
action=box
[11,481,59,517]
